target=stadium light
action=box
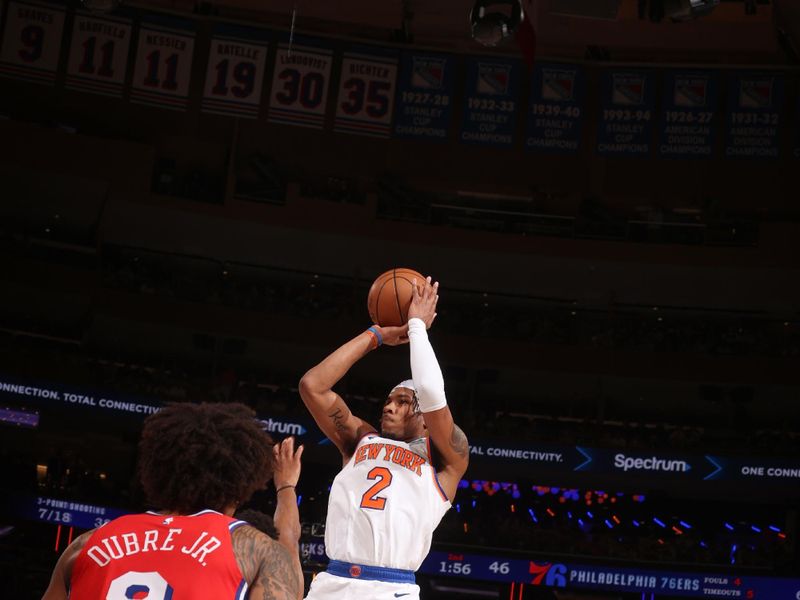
[663,0,720,21]
[81,0,119,12]
[470,0,524,47]
[644,0,720,22]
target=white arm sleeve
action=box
[408,317,447,413]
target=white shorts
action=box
[305,571,420,600]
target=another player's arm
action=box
[41,530,94,600]
[298,325,408,459]
[408,277,469,502]
[271,437,304,595]
[233,525,302,600]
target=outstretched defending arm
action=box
[270,436,304,595]
[299,325,409,460]
[407,277,469,502]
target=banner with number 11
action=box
[65,11,132,98]
[130,16,195,111]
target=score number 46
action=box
[489,561,510,574]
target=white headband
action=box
[391,379,416,395]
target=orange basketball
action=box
[367,268,425,327]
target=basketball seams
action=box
[367,272,394,323]
[393,276,417,323]
[391,269,405,325]
[374,277,394,326]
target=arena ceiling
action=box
[133,0,798,63]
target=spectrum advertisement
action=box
[2,374,798,488]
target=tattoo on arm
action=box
[328,407,349,434]
[449,424,469,459]
[233,526,300,600]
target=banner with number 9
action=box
[0,0,66,85]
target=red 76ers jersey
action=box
[70,510,249,600]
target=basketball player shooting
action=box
[299,276,469,599]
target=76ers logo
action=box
[529,562,567,587]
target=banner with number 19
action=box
[201,25,268,119]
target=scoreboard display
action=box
[420,551,800,598]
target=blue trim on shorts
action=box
[326,559,416,584]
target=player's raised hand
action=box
[272,436,303,489]
[408,276,438,329]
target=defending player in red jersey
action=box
[41,402,304,600]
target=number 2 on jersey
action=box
[359,466,393,510]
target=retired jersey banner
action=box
[268,37,333,129]
[659,71,718,158]
[597,70,655,156]
[725,73,784,159]
[393,51,454,141]
[64,12,132,98]
[460,57,520,146]
[525,63,584,154]
[0,0,65,85]
[201,25,268,118]
[130,16,195,111]
[334,48,398,138]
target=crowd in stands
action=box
[99,245,800,359]
[2,331,798,464]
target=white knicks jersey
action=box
[324,433,451,571]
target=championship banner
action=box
[201,25,268,119]
[0,0,65,85]
[64,11,132,98]
[393,51,455,141]
[334,47,398,138]
[525,63,584,154]
[659,71,718,158]
[597,70,655,156]
[460,57,520,146]
[725,72,784,159]
[268,37,333,129]
[130,16,195,111]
